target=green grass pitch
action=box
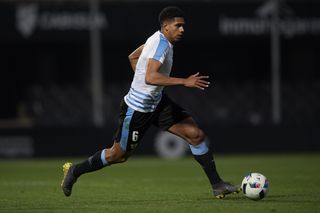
[0,153,319,213]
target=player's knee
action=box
[106,150,126,163]
[188,127,205,145]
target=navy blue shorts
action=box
[113,93,190,152]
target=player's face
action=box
[163,17,185,43]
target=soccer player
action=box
[61,6,239,199]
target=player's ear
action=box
[162,21,170,32]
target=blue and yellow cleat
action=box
[61,162,77,197]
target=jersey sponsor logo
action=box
[130,143,138,150]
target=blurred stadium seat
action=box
[24,81,320,126]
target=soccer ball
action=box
[241,172,269,200]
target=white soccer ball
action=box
[241,172,269,200]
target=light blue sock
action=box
[100,149,109,166]
[189,141,209,155]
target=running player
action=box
[61,6,239,199]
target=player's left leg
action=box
[61,99,153,197]
[168,117,240,199]
[61,142,129,197]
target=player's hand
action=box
[183,72,210,90]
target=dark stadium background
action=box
[0,0,319,157]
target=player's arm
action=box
[145,59,210,90]
[128,44,144,72]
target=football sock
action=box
[190,141,222,185]
[73,149,109,178]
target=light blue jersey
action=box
[124,31,173,112]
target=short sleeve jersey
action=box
[124,31,173,112]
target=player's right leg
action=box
[167,117,240,199]
[212,181,240,199]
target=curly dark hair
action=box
[158,6,185,26]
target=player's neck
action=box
[160,29,174,45]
